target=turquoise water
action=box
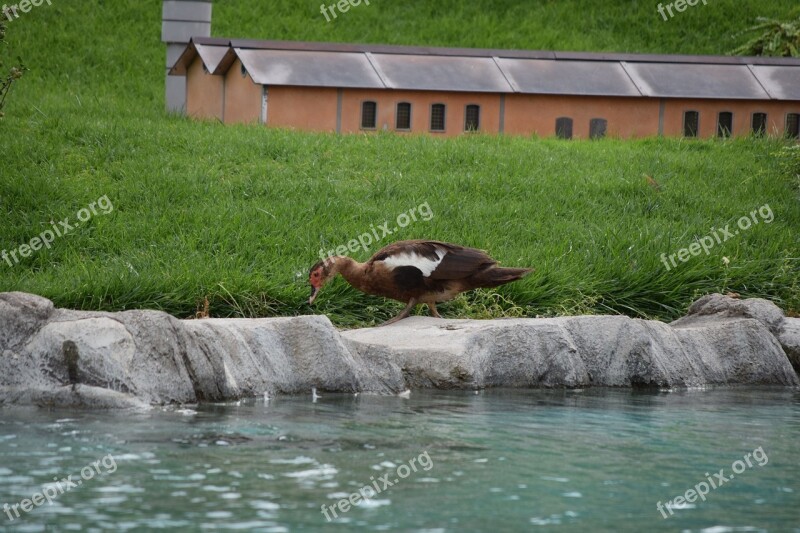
[1,388,798,532]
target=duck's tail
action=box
[472,266,533,288]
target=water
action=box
[1,388,798,532]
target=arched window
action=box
[361,101,377,129]
[589,118,607,139]
[751,113,767,136]
[430,104,446,132]
[786,113,800,139]
[717,112,733,137]
[555,117,573,139]
[396,102,411,130]
[683,111,699,138]
[464,105,480,131]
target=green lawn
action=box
[0,0,798,326]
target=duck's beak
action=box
[308,285,319,305]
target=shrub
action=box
[732,16,800,57]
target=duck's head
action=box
[308,258,337,305]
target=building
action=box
[169,37,800,139]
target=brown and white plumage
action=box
[308,240,532,325]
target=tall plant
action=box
[0,19,27,118]
[732,16,800,57]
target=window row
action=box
[555,117,608,140]
[683,111,800,138]
[555,113,800,139]
[360,104,800,138]
[361,102,481,132]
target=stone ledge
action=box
[1,292,797,408]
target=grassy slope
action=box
[0,0,798,326]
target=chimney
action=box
[161,0,212,113]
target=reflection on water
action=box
[1,387,799,531]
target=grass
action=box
[0,0,798,326]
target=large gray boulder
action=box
[0,291,797,408]
[343,310,798,389]
[0,292,404,409]
[779,318,800,374]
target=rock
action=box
[182,316,404,399]
[343,317,588,388]
[1,384,152,410]
[344,312,799,389]
[0,292,403,408]
[671,293,785,336]
[779,318,800,374]
[0,291,797,408]
[0,292,54,352]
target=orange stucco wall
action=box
[338,90,502,136]
[505,95,660,138]
[267,86,338,131]
[186,56,224,121]
[223,58,262,125]
[661,99,800,138]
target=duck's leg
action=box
[428,302,442,318]
[380,298,417,326]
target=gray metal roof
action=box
[623,63,770,99]
[496,58,641,96]
[196,44,228,73]
[236,48,384,88]
[749,65,800,100]
[170,37,800,101]
[169,37,230,74]
[370,54,512,92]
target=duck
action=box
[308,240,532,325]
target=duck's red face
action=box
[308,260,331,305]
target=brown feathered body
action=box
[308,240,532,323]
[355,240,530,304]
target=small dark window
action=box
[240,63,247,77]
[396,102,411,130]
[717,112,733,138]
[361,101,377,129]
[786,113,800,139]
[465,104,480,131]
[683,111,699,138]
[589,118,607,139]
[752,113,767,136]
[555,117,573,139]
[430,104,446,132]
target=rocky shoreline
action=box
[1,292,797,408]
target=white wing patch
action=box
[381,247,446,277]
